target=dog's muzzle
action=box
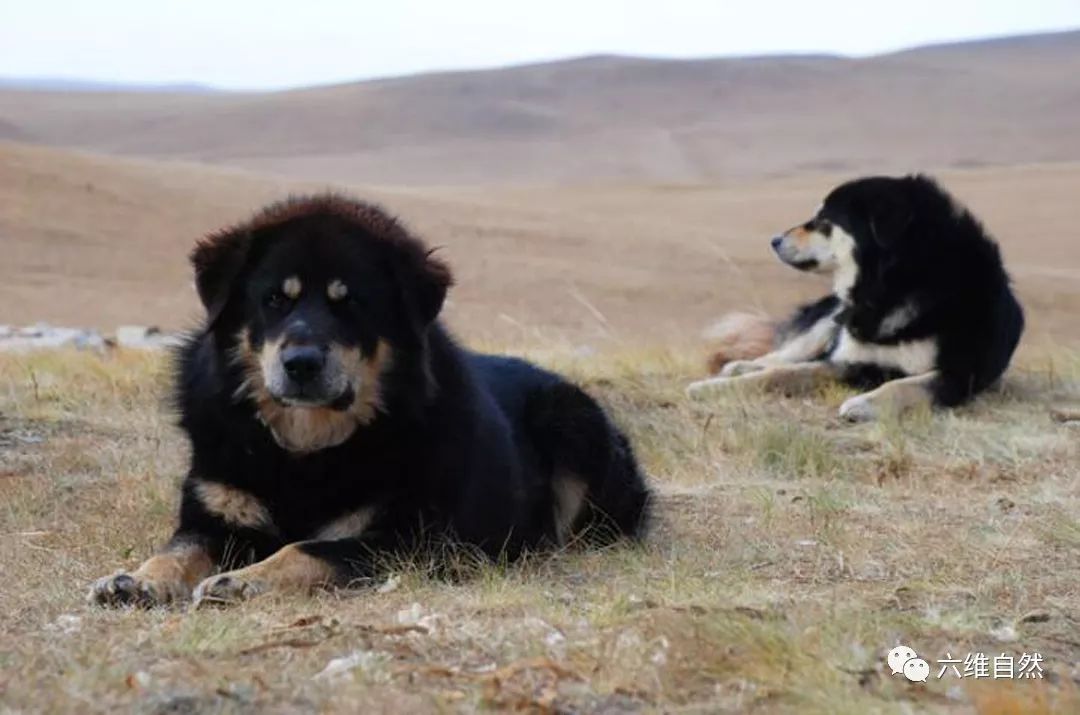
[270,343,353,409]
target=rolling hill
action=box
[1,31,1079,184]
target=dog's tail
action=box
[702,312,777,375]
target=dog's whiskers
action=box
[232,377,253,403]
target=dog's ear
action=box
[190,228,252,327]
[867,192,913,247]
[396,248,453,334]
[415,249,453,325]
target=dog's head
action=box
[770,176,920,297]
[190,195,451,452]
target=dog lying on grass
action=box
[689,175,1024,421]
[90,195,651,608]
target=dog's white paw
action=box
[839,394,879,422]
[192,572,267,608]
[686,377,734,399]
[719,360,766,378]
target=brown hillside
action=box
[2,141,1078,348]
[2,32,1080,184]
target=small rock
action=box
[990,624,1018,642]
[115,325,178,349]
[396,602,423,625]
[376,575,401,594]
[126,671,152,690]
[523,617,565,652]
[417,613,442,635]
[313,650,387,681]
[17,323,50,337]
[0,325,105,352]
[946,684,967,702]
[45,613,82,635]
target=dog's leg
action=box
[193,543,338,605]
[89,477,281,607]
[688,361,835,398]
[88,538,215,607]
[192,531,401,606]
[838,371,938,422]
[718,315,838,377]
[520,380,650,547]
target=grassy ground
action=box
[1,345,1078,714]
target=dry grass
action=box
[1,345,1078,714]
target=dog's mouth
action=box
[772,247,820,272]
[272,384,355,411]
[770,228,837,275]
[771,244,832,274]
[788,258,820,272]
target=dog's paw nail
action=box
[193,573,262,608]
[89,573,137,606]
[89,572,187,608]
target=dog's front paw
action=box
[193,572,268,608]
[88,571,189,608]
[839,394,879,422]
[720,360,766,378]
[686,376,734,399]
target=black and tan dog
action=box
[689,175,1024,420]
[90,195,651,607]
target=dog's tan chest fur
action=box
[194,480,274,530]
[234,331,394,453]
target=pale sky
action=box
[4,0,1080,90]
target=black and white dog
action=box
[688,175,1024,421]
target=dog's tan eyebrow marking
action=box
[282,276,302,299]
[327,279,348,302]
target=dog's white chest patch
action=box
[831,229,859,300]
[830,329,938,376]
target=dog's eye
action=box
[264,290,290,310]
[810,218,833,238]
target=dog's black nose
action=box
[281,345,325,384]
[771,236,784,250]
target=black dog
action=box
[90,195,650,607]
[689,175,1024,420]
